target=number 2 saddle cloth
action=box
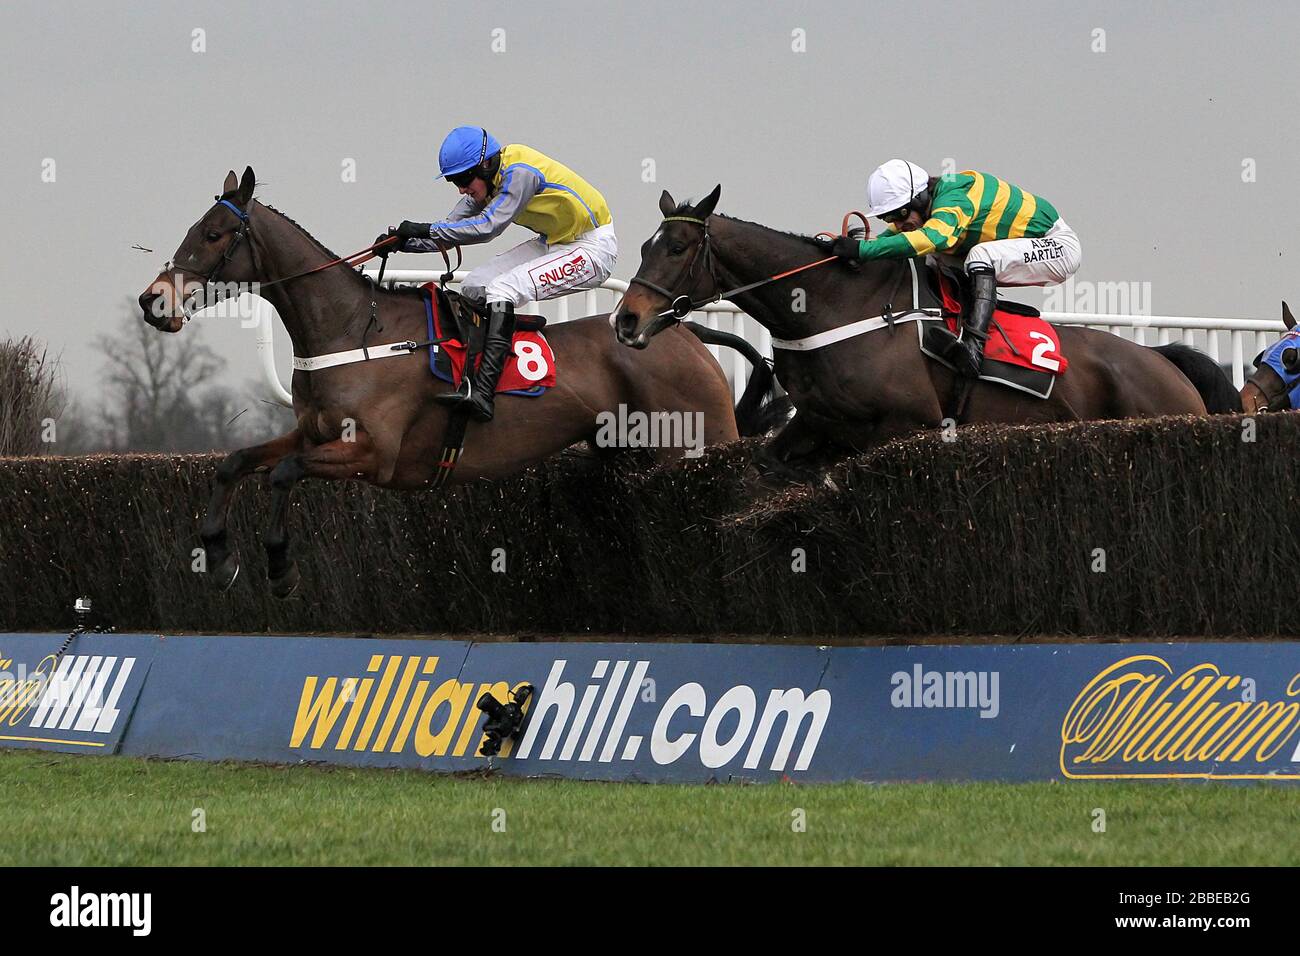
[918,271,1068,399]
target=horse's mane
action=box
[221,188,428,297]
[675,202,864,244]
[720,214,818,244]
[258,202,342,261]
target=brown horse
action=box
[614,187,1238,476]
[1241,303,1299,413]
[138,168,773,595]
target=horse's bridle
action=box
[163,198,258,322]
[627,214,719,321]
[170,196,459,323]
[203,198,254,286]
[625,214,846,334]
[1243,378,1281,414]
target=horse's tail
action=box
[1151,343,1242,413]
[684,322,792,436]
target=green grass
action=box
[3,749,1299,866]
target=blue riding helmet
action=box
[438,126,502,178]
[1254,329,1300,407]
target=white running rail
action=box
[249,269,1284,408]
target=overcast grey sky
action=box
[1,0,1295,402]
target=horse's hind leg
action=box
[200,429,302,590]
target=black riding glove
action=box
[396,220,432,241]
[373,232,403,256]
[814,235,862,261]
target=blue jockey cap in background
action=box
[1255,329,1300,407]
[438,126,502,178]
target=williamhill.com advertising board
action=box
[2,635,1299,782]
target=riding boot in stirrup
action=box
[435,372,475,409]
[435,316,480,409]
[950,265,996,379]
[465,301,517,423]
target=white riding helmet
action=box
[865,159,930,218]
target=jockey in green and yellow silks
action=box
[817,160,1081,378]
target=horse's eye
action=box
[205,231,221,242]
[668,244,686,256]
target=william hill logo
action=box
[291,654,522,758]
[292,654,831,771]
[1060,655,1300,779]
[0,653,137,743]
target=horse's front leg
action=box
[752,411,828,485]
[200,429,303,589]
[263,432,384,598]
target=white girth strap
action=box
[771,259,928,352]
[292,340,433,372]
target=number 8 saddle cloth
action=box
[421,283,557,396]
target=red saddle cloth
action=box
[938,275,1068,376]
[424,284,557,394]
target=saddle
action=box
[420,283,556,396]
[431,285,547,350]
[917,266,1068,400]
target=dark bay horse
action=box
[139,168,772,595]
[614,186,1237,474]
[1241,303,1299,413]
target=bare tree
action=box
[92,303,292,452]
[0,337,60,456]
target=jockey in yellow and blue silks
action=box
[377,126,616,422]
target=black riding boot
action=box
[947,264,996,378]
[464,301,517,423]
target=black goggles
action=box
[879,207,910,224]
[446,169,478,188]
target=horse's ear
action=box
[222,170,238,195]
[237,166,256,205]
[693,184,722,219]
[1284,301,1296,330]
[658,190,676,218]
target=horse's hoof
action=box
[213,551,241,591]
[269,562,301,600]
